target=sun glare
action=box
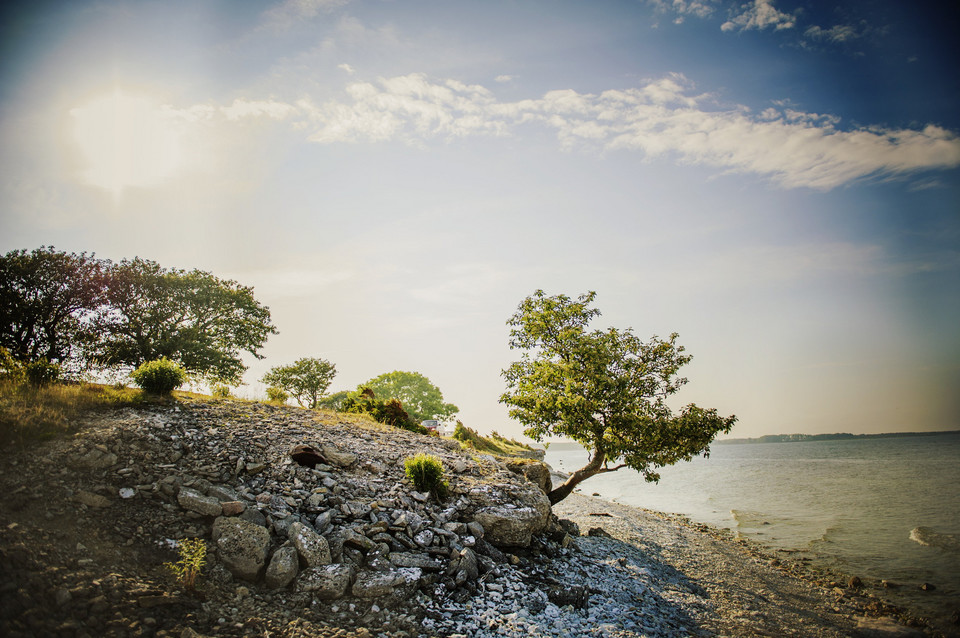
[70,90,184,196]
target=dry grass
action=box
[0,381,143,449]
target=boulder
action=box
[177,487,223,517]
[470,485,551,548]
[212,517,271,582]
[321,445,357,468]
[265,546,299,589]
[505,460,553,494]
[352,568,422,598]
[289,521,331,567]
[296,564,355,600]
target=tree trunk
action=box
[546,449,606,505]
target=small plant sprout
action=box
[164,537,206,591]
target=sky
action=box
[1,0,958,440]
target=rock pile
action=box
[2,398,575,636]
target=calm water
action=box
[545,434,960,628]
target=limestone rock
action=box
[265,546,298,589]
[212,516,271,582]
[177,487,223,517]
[505,460,553,494]
[75,490,112,508]
[289,521,331,567]
[352,568,422,598]
[321,445,357,468]
[471,485,551,547]
[296,564,355,600]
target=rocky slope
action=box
[0,397,564,637]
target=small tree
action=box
[261,357,337,409]
[501,290,736,504]
[360,370,458,423]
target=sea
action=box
[544,432,960,631]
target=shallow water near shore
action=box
[546,433,960,628]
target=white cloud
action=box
[338,63,356,75]
[804,24,860,44]
[167,73,960,191]
[495,75,515,83]
[647,0,719,20]
[722,0,797,32]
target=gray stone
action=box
[265,546,298,589]
[390,552,444,571]
[352,568,422,598]
[321,445,357,468]
[239,507,268,527]
[177,487,223,517]
[212,516,271,582]
[296,564,355,600]
[207,485,240,502]
[289,521,331,567]
[75,490,112,508]
[75,448,118,470]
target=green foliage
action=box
[342,388,427,434]
[404,453,448,500]
[211,384,231,399]
[316,390,349,411]
[501,290,736,504]
[265,386,289,403]
[261,357,336,409]
[24,360,61,387]
[0,247,276,383]
[451,421,533,456]
[164,537,206,592]
[95,258,277,384]
[359,370,458,422]
[0,348,24,383]
[131,358,187,395]
[0,246,106,372]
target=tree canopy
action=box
[0,246,106,369]
[0,247,276,383]
[501,290,736,504]
[93,258,277,383]
[261,357,337,409]
[360,370,458,423]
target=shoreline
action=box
[552,487,947,637]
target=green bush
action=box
[24,360,61,387]
[131,358,187,395]
[404,453,448,500]
[342,388,427,434]
[0,348,25,383]
[265,386,288,403]
[211,384,231,399]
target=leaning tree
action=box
[501,290,736,504]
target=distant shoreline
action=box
[714,429,960,445]
[542,429,960,450]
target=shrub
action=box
[131,358,187,395]
[342,388,427,434]
[24,360,61,387]
[0,348,24,383]
[265,386,288,403]
[404,453,448,500]
[211,384,231,399]
[164,537,206,591]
